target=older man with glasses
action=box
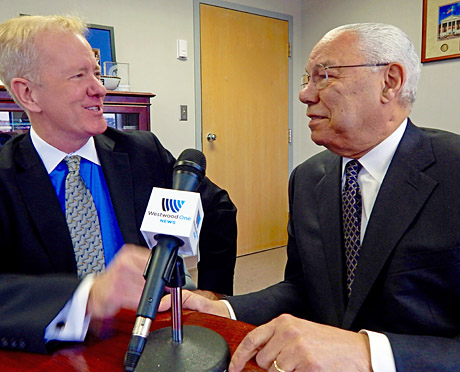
[161,22,460,372]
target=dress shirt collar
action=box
[30,127,101,174]
[342,118,407,184]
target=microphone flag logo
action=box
[162,198,185,213]
[141,187,204,256]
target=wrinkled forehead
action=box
[305,31,363,72]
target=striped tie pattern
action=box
[65,156,105,278]
[342,160,362,297]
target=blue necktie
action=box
[342,160,362,297]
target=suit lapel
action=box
[94,134,140,245]
[316,155,348,324]
[15,134,76,272]
[342,121,438,329]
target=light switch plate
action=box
[180,105,187,121]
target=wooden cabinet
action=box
[0,86,155,132]
[102,90,155,131]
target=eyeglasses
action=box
[300,63,390,90]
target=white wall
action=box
[300,0,460,162]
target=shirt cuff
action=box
[181,255,197,291]
[360,330,396,372]
[220,299,237,320]
[45,275,95,342]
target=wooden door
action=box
[200,4,289,256]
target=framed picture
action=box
[86,24,116,67]
[422,0,460,62]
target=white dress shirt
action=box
[223,119,408,372]
[30,128,98,342]
[343,119,407,372]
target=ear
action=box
[10,78,42,113]
[381,62,405,104]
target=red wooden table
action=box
[0,310,263,371]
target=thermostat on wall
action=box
[177,39,188,60]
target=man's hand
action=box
[87,244,150,319]
[158,289,231,318]
[229,314,372,372]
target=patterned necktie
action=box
[342,159,363,297]
[65,156,105,278]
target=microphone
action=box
[172,148,206,191]
[124,149,206,372]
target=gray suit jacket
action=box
[229,120,460,371]
[0,128,237,353]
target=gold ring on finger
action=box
[273,360,288,372]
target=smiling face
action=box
[27,29,107,152]
[299,31,397,158]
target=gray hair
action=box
[0,15,87,105]
[322,23,421,108]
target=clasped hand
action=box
[159,290,372,372]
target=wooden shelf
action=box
[0,86,155,132]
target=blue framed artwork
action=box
[86,24,116,67]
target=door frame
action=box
[193,0,294,173]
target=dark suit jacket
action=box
[0,127,237,353]
[229,120,460,371]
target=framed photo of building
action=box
[422,0,460,62]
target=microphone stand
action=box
[134,256,230,372]
[170,257,184,344]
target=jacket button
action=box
[18,338,27,349]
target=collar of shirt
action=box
[343,118,408,184]
[342,118,407,237]
[30,127,101,174]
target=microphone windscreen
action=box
[173,148,206,177]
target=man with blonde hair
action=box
[0,15,236,353]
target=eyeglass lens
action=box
[301,65,328,90]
